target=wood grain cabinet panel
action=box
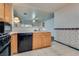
[10,32,51,55]
[32,32,51,50]
[45,36,51,47]
[41,36,47,47]
[32,33,42,49]
[0,3,12,23]
[41,33,51,48]
[0,4,4,21]
[4,3,12,24]
[11,33,18,55]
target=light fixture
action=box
[14,17,20,24]
[13,17,20,27]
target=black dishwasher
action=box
[18,33,32,53]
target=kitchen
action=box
[0,3,79,56]
[0,3,54,56]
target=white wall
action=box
[45,18,54,36]
[54,4,79,49]
[54,4,79,28]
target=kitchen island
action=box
[10,32,51,55]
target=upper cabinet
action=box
[4,3,12,24]
[0,4,4,21]
[0,3,12,24]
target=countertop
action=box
[10,31,51,35]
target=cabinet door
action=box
[45,33,51,47]
[4,3,12,24]
[32,33,42,49]
[0,4,4,21]
[32,32,51,50]
[40,32,51,48]
[41,36,47,47]
[11,34,18,55]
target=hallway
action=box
[13,41,79,56]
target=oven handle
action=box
[0,34,11,54]
[0,33,10,41]
[0,40,10,53]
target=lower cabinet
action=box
[11,32,51,55]
[18,33,32,53]
[11,33,18,55]
[32,32,51,49]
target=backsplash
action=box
[12,24,46,33]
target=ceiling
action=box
[13,3,69,24]
[13,3,69,12]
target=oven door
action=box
[0,34,11,56]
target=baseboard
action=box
[54,40,79,51]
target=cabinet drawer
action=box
[34,32,51,36]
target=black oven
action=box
[0,33,11,56]
[0,22,11,56]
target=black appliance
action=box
[18,33,32,53]
[0,33,11,56]
[0,22,11,56]
[0,22,4,33]
[0,22,11,33]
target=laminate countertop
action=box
[10,32,51,35]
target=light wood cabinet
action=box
[32,33,42,49]
[11,33,18,55]
[0,3,12,23]
[10,32,51,55]
[4,3,12,24]
[0,4,4,21]
[32,32,51,50]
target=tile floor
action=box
[13,41,79,56]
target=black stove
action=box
[0,33,11,56]
[0,22,11,56]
